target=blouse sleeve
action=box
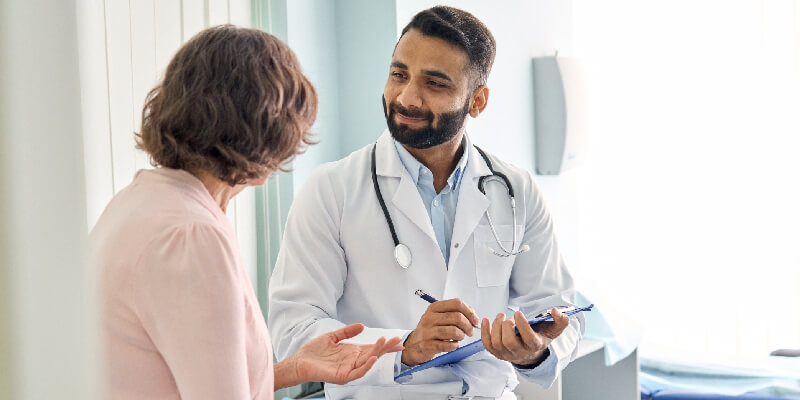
[133,222,251,399]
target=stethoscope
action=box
[371,143,530,269]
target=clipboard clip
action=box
[532,305,579,319]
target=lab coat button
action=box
[454,243,459,248]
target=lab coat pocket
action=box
[473,224,523,287]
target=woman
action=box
[89,25,402,399]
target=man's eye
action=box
[392,72,406,79]
[429,81,446,88]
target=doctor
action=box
[269,6,583,399]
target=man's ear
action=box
[469,85,489,117]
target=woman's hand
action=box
[275,323,403,389]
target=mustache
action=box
[388,102,434,121]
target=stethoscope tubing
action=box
[372,142,526,268]
[371,145,401,247]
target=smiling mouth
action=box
[396,113,427,123]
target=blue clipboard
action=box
[394,304,594,382]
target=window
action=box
[573,0,800,358]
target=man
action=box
[269,6,583,399]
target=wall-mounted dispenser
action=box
[532,55,588,175]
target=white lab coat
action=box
[268,131,583,400]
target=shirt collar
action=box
[393,134,471,191]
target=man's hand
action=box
[280,323,403,388]
[481,308,569,366]
[401,298,480,366]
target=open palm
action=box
[294,324,404,385]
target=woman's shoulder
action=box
[90,172,228,269]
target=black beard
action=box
[382,95,470,149]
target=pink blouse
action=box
[90,168,273,399]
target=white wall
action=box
[78,0,259,287]
[288,0,398,190]
[335,0,399,155]
[1,0,99,397]
[286,0,343,186]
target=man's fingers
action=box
[513,310,538,352]
[428,298,480,326]
[553,308,570,327]
[427,325,466,342]
[539,308,570,339]
[501,318,524,353]
[480,318,496,354]
[417,338,459,355]
[490,313,507,355]
[432,312,475,337]
[330,323,365,342]
[464,305,480,327]
[430,340,459,353]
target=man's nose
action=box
[396,83,423,110]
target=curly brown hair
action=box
[136,25,317,186]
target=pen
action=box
[414,289,480,329]
[414,289,438,303]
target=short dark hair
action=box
[136,25,317,186]
[400,6,496,87]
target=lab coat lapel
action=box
[449,144,492,264]
[374,131,438,243]
[391,173,438,243]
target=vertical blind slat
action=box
[104,0,137,193]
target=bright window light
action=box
[573,0,800,358]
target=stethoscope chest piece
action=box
[394,243,412,269]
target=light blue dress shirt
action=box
[393,136,469,266]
